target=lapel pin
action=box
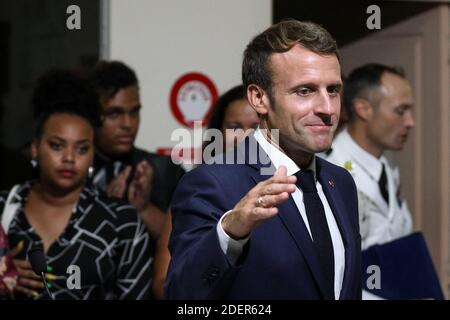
[344,161,353,171]
[328,180,335,188]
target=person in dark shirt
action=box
[89,61,185,240]
[0,70,151,299]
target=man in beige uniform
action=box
[325,63,415,250]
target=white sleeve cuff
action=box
[217,210,250,265]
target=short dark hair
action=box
[89,60,138,99]
[344,63,405,121]
[32,69,102,139]
[242,19,339,102]
[203,85,246,153]
[207,85,246,131]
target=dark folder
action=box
[361,232,444,300]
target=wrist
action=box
[222,212,250,240]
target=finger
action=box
[9,240,24,257]
[251,206,279,219]
[113,167,131,196]
[13,260,41,279]
[274,165,287,177]
[136,161,147,175]
[127,181,136,200]
[15,268,42,280]
[20,269,42,280]
[115,167,132,195]
[133,164,151,193]
[252,177,296,198]
[109,172,124,185]
[142,162,152,179]
[106,178,121,195]
[13,258,31,269]
[135,162,152,184]
[111,166,131,187]
[259,183,297,196]
[120,166,132,181]
[15,285,40,298]
[264,174,297,186]
[131,171,145,189]
[18,277,44,289]
[257,192,290,208]
[114,183,127,198]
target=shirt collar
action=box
[253,127,316,180]
[9,181,98,225]
[9,180,34,205]
[339,128,386,181]
[94,147,136,168]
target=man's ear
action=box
[31,139,39,160]
[353,98,374,121]
[247,84,270,116]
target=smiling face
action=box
[366,72,415,152]
[254,44,342,157]
[32,113,94,192]
[96,85,141,157]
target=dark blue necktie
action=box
[296,169,335,299]
[379,163,389,205]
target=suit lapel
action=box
[317,160,355,300]
[242,136,334,299]
[276,196,334,299]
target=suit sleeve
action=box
[165,167,244,299]
[342,168,363,299]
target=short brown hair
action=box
[242,19,339,101]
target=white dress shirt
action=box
[324,128,412,250]
[217,128,346,299]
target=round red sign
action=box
[169,72,218,128]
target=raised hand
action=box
[10,241,44,298]
[127,160,153,211]
[221,166,297,239]
[106,166,132,199]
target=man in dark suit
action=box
[166,20,361,300]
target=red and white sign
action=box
[169,72,218,128]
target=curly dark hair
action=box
[32,69,102,139]
[89,60,138,98]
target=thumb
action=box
[9,240,24,258]
[274,165,287,177]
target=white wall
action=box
[106,0,271,153]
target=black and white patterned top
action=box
[0,181,152,300]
